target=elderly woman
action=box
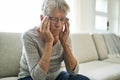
[18,0,89,80]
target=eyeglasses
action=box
[49,16,69,24]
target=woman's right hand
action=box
[38,16,54,44]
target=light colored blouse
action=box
[18,27,79,80]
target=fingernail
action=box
[45,16,49,18]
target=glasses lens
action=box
[49,17,69,24]
[61,18,69,24]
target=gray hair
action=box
[41,0,70,15]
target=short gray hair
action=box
[41,0,70,15]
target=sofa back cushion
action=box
[92,33,108,60]
[70,33,98,63]
[0,32,22,78]
[103,33,120,56]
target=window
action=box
[95,0,108,31]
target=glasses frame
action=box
[48,16,69,25]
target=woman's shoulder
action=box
[21,27,41,43]
[22,27,39,38]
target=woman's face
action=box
[48,10,67,40]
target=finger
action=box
[66,21,70,31]
[41,17,46,31]
[41,16,49,31]
[44,16,49,30]
[41,16,47,30]
[65,21,70,34]
[46,19,50,31]
[67,21,70,34]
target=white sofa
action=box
[0,32,120,80]
[69,33,120,80]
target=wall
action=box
[68,0,95,33]
[70,0,120,34]
[118,0,120,34]
[0,0,119,34]
[108,0,119,34]
[79,0,95,33]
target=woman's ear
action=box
[40,15,44,21]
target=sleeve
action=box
[65,37,79,75]
[22,32,47,80]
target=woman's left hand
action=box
[59,21,70,45]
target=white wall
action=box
[71,0,120,34]
[69,0,95,33]
[118,0,120,34]
[108,0,119,34]
[79,0,95,33]
[66,0,81,33]
[1,0,119,34]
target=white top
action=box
[18,27,79,80]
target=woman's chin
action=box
[52,32,60,39]
[54,35,59,40]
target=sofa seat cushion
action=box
[78,61,120,80]
[0,77,18,80]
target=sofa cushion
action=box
[0,32,22,78]
[103,33,120,56]
[103,54,120,63]
[78,61,120,80]
[0,77,18,80]
[70,33,98,63]
[92,33,108,60]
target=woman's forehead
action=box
[48,10,67,17]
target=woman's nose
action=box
[55,20,61,28]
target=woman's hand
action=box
[38,16,54,44]
[37,16,54,73]
[59,21,70,45]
